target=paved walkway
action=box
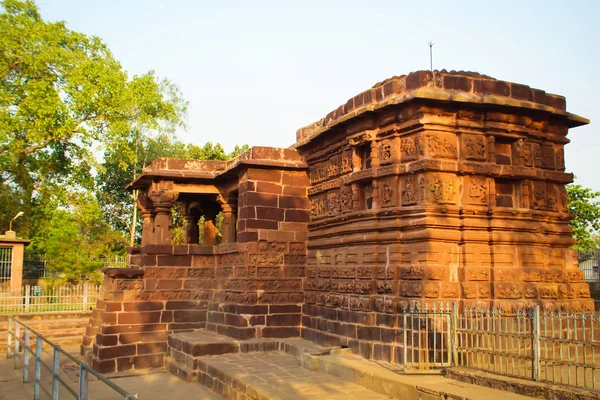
[0,346,224,400]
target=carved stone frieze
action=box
[425,173,458,204]
[326,190,341,216]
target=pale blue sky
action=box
[37,0,600,190]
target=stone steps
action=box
[195,351,390,400]
[0,317,89,350]
[305,350,532,400]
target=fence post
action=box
[23,328,30,383]
[34,335,42,400]
[532,305,541,381]
[52,345,60,400]
[451,302,458,366]
[7,316,12,359]
[14,323,20,370]
[78,363,89,400]
[83,284,88,311]
[24,285,30,313]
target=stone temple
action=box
[82,70,591,373]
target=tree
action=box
[0,0,186,236]
[35,193,127,283]
[567,183,600,254]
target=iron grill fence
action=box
[402,302,452,370]
[578,251,600,282]
[0,284,101,313]
[23,253,51,280]
[7,316,138,399]
[402,303,600,392]
[0,246,12,289]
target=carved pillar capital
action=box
[147,181,178,245]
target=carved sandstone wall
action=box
[295,70,591,360]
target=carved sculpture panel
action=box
[310,194,327,220]
[462,134,486,161]
[378,140,395,165]
[379,178,396,208]
[340,185,353,213]
[327,190,341,216]
[400,134,420,161]
[466,176,488,205]
[401,176,419,205]
[424,173,458,204]
[425,132,457,159]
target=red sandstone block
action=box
[137,342,167,355]
[116,357,133,371]
[90,357,116,374]
[119,331,167,344]
[133,354,164,369]
[225,313,248,327]
[282,186,306,196]
[142,245,173,255]
[225,326,256,340]
[373,343,392,363]
[511,83,533,101]
[246,169,282,183]
[544,94,566,111]
[165,300,207,310]
[443,75,472,91]
[357,326,381,341]
[238,181,255,193]
[256,207,285,221]
[405,71,432,90]
[208,312,225,324]
[473,79,510,96]
[236,304,269,314]
[256,181,283,195]
[174,310,207,323]
[157,255,192,267]
[266,314,301,327]
[239,206,256,219]
[279,222,307,232]
[281,171,309,187]
[161,311,173,323]
[156,280,183,290]
[96,334,118,346]
[285,209,309,222]
[103,302,122,312]
[98,344,137,359]
[168,322,206,331]
[118,312,162,325]
[238,231,258,243]
[245,192,278,207]
[262,327,299,338]
[245,218,279,230]
[102,312,117,325]
[102,324,167,335]
[269,305,301,314]
[123,301,164,312]
[248,316,265,326]
[278,196,309,210]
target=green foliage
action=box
[567,183,600,254]
[34,193,127,283]
[0,0,250,280]
[0,0,186,236]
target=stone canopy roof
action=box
[295,70,589,147]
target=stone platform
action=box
[165,329,534,400]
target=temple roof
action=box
[295,70,589,147]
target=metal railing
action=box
[6,316,138,400]
[578,251,600,282]
[402,302,452,370]
[455,305,600,391]
[0,284,101,313]
[0,246,12,286]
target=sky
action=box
[36,0,600,190]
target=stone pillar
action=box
[202,212,217,246]
[137,192,155,246]
[185,215,200,244]
[220,203,236,243]
[10,242,24,294]
[148,181,178,246]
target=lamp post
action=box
[9,211,24,232]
